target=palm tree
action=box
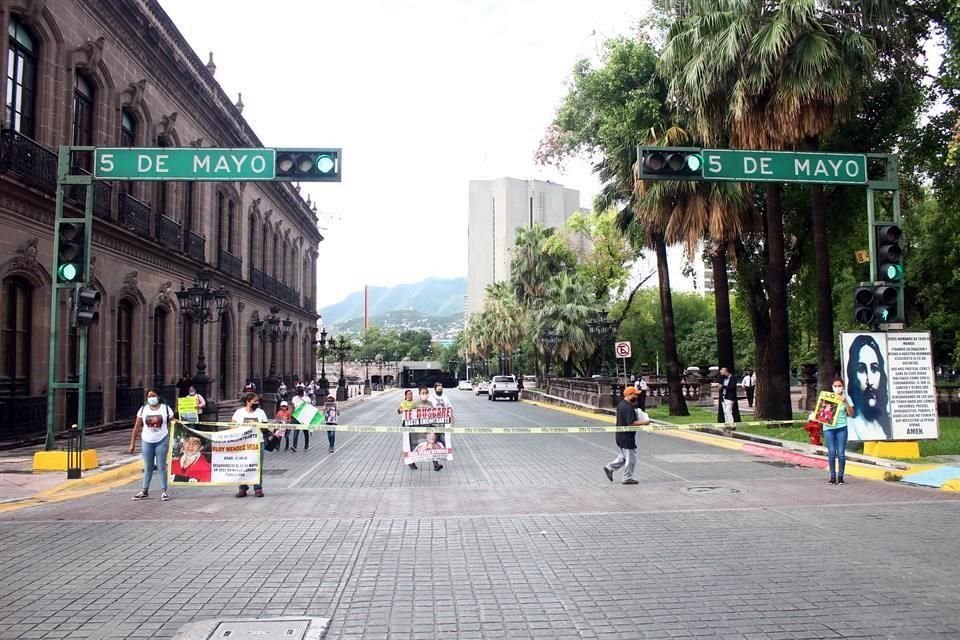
[482,282,525,374]
[536,271,596,377]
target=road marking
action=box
[287,434,359,488]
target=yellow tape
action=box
[173,419,802,434]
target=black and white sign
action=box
[614,341,632,358]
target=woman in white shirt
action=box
[231,392,270,498]
[128,389,174,501]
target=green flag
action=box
[291,401,325,431]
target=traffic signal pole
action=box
[45,146,96,452]
[865,154,903,330]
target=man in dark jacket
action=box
[603,386,650,485]
[717,367,741,426]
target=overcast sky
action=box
[159,0,646,307]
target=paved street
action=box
[1,390,959,640]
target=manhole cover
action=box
[212,619,309,639]
[685,486,742,495]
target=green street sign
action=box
[702,149,867,184]
[94,148,276,181]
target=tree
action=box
[536,271,597,377]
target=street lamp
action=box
[375,353,384,390]
[361,357,372,394]
[315,325,329,394]
[176,269,228,398]
[587,312,616,377]
[539,330,561,381]
[330,336,351,401]
[254,305,291,395]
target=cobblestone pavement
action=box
[1,391,959,639]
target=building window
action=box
[153,308,166,387]
[72,74,95,170]
[261,223,268,272]
[182,319,193,380]
[248,216,256,279]
[183,183,194,252]
[248,326,256,377]
[119,112,136,196]
[0,277,32,396]
[227,199,235,254]
[116,301,132,388]
[273,233,280,278]
[281,240,288,284]
[6,18,37,138]
[216,192,224,261]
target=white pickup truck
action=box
[489,375,519,401]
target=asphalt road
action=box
[1,390,959,639]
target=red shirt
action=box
[171,454,212,483]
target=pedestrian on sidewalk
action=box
[741,370,755,408]
[603,386,650,485]
[288,386,311,452]
[825,378,854,485]
[232,392,271,498]
[323,394,338,452]
[717,367,741,427]
[129,389,174,501]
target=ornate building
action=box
[0,0,321,443]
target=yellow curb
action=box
[0,460,143,515]
[521,399,615,423]
[942,479,960,492]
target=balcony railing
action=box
[219,249,243,279]
[157,214,182,251]
[0,396,47,444]
[65,390,104,428]
[187,231,205,262]
[115,386,145,421]
[65,167,113,219]
[0,128,57,193]
[251,268,299,305]
[252,267,265,290]
[303,296,313,313]
[117,192,151,237]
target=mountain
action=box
[331,310,464,341]
[319,277,466,326]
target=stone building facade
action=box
[0,0,322,443]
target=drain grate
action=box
[211,619,309,639]
[685,486,742,495]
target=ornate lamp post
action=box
[587,312,615,377]
[255,305,291,395]
[176,269,228,398]
[539,330,561,382]
[315,325,329,394]
[361,357,372,394]
[330,336,351,401]
[375,353,384,390]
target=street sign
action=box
[702,149,867,184]
[94,148,276,181]
[615,341,632,358]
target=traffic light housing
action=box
[275,148,341,182]
[854,286,874,324]
[874,223,903,282]
[56,221,86,283]
[71,286,101,327]
[638,147,703,180]
[853,284,901,326]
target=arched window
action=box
[216,192,224,258]
[72,75,95,170]
[282,240,288,284]
[261,222,268,272]
[153,308,167,387]
[116,301,133,388]
[0,277,32,396]
[248,215,257,280]
[155,137,169,217]
[183,182,195,253]
[273,233,280,278]
[227,199,236,254]
[6,18,38,137]
[119,112,137,197]
[248,325,257,377]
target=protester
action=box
[187,385,206,417]
[288,386,311,452]
[637,376,649,411]
[427,382,452,471]
[176,372,192,398]
[717,367,740,426]
[128,389,174,501]
[603,386,649,485]
[278,381,288,402]
[404,388,430,470]
[397,389,415,413]
[825,378,855,485]
[741,370,755,408]
[232,392,271,498]
[275,400,295,451]
[323,395,338,452]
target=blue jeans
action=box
[293,429,309,448]
[142,436,169,492]
[327,430,336,448]
[239,448,265,492]
[824,427,848,478]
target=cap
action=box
[623,386,639,398]
[280,401,289,407]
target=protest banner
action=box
[402,407,453,463]
[177,396,199,423]
[813,391,842,427]
[840,331,939,441]
[168,421,261,485]
[291,401,325,431]
[323,401,339,426]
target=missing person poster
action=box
[177,396,199,423]
[402,407,453,464]
[168,422,261,485]
[840,331,939,441]
[814,391,842,426]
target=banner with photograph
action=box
[177,396,199,423]
[402,407,453,463]
[168,422,261,485]
[323,401,339,426]
[814,391,842,427]
[840,332,939,441]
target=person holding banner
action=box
[129,389,175,501]
[824,378,855,485]
[232,392,271,498]
[323,395,338,452]
[288,386,311,452]
[427,383,452,471]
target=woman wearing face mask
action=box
[129,389,174,501]
[231,392,271,497]
[187,386,206,417]
[825,378,855,485]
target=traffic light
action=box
[638,147,703,180]
[275,148,341,182]
[71,286,101,327]
[56,221,86,283]
[853,284,900,326]
[854,286,875,324]
[874,223,903,282]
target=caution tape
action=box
[172,419,802,435]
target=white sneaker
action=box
[132,491,149,500]
[161,492,170,501]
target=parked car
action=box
[475,381,490,396]
[489,375,519,401]
[458,380,473,391]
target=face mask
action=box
[420,395,429,401]
[147,397,159,406]
[251,403,260,410]
[188,391,196,396]
[832,386,844,394]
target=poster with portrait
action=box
[168,422,261,485]
[813,391,842,427]
[840,332,939,441]
[323,401,339,426]
[177,396,199,423]
[402,407,453,463]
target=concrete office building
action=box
[467,178,581,316]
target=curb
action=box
[0,459,143,515]
[521,399,615,423]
